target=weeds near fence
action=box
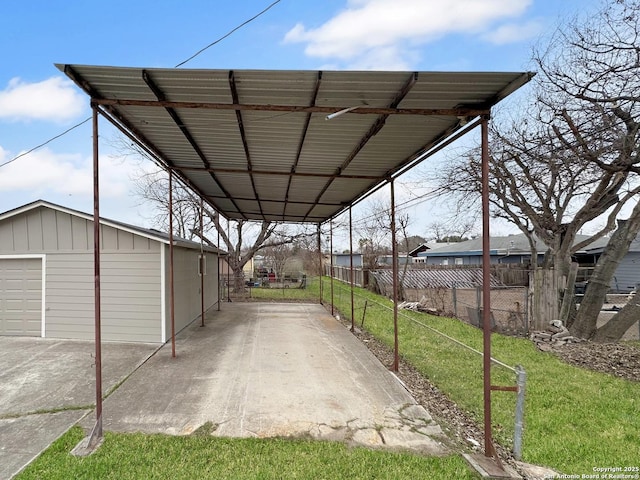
[319,277,640,474]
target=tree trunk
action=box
[559,262,578,326]
[592,293,640,343]
[554,250,575,326]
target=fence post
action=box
[361,300,368,328]
[513,365,527,460]
[452,283,458,317]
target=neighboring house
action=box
[0,200,223,342]
[242,256,255,278]
[417,233,640,293]
[407,243,441,259]
[332,253,363,268]
[575,235,640,293]
[416,234,565,266]
[378,253,412,266]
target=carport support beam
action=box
[200,197,205,327]
[330,220,334,316]
[217,212,221,311]
[317,223,323,304]
[390,179,399,372]
[349,207,355,332]
[481,115,494,458]
[169,169,176,358]
[91,104,103,445]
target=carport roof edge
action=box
[57,64,534,224]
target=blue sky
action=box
[0,0,603,237]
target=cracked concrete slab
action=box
[0,337,159,480]
[0,410,89,479]
[84,303,449,455]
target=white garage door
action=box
[0,258,42,336]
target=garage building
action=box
[0,200,221,343]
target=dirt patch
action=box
[546,341,640,382]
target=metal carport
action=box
[59,64,532,465]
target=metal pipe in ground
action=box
[513,365,527,460]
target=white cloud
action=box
[481,20,543,45]
[0,147,137,199]
[284,0,532,68]
[0,77,86,122]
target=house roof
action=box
[416,233,594,257]
[0,200,225,254]
[582,232,640,253]
[58,64,533,224]
[408,243,446,257]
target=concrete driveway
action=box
[0,337,159,480]
[2,303,449,479]
[83,303,448,454]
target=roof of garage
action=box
[0,200,224,254]
[58,65,533,224]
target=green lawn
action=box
[19,277,640,477]
[244,282,321,302]
[319,278,640,474]
[18,427,477,480]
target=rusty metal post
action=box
[90,105,103,445]
[169,168,176,358]
[227,220,231,302]
[481,115,493,457]
[349,208,355,332]
[330,219,334,316]
[200,197,205,327]
[317,223,323,304]
[217,212,221,311]
[390,179,399,372]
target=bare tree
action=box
[431,0,640,339]
[132,167,314,293]
[358,197,412,299]
[426,220,475,243]
[261,233,294,283]
[356,199,392,271]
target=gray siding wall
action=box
[0,207,160,254]
[163,245,218,339]
[46,252,161,342]
[0,207,163,342]
[611,252,640,292]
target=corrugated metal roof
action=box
[372,268,505,289]
[58,65,533,224]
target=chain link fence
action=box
[394,285,529,336]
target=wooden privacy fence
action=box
[325,265,368,287]
[528,268,559,331]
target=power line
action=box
[0,116,91,169]
[4,2,282,170]
[175,0,282,68]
